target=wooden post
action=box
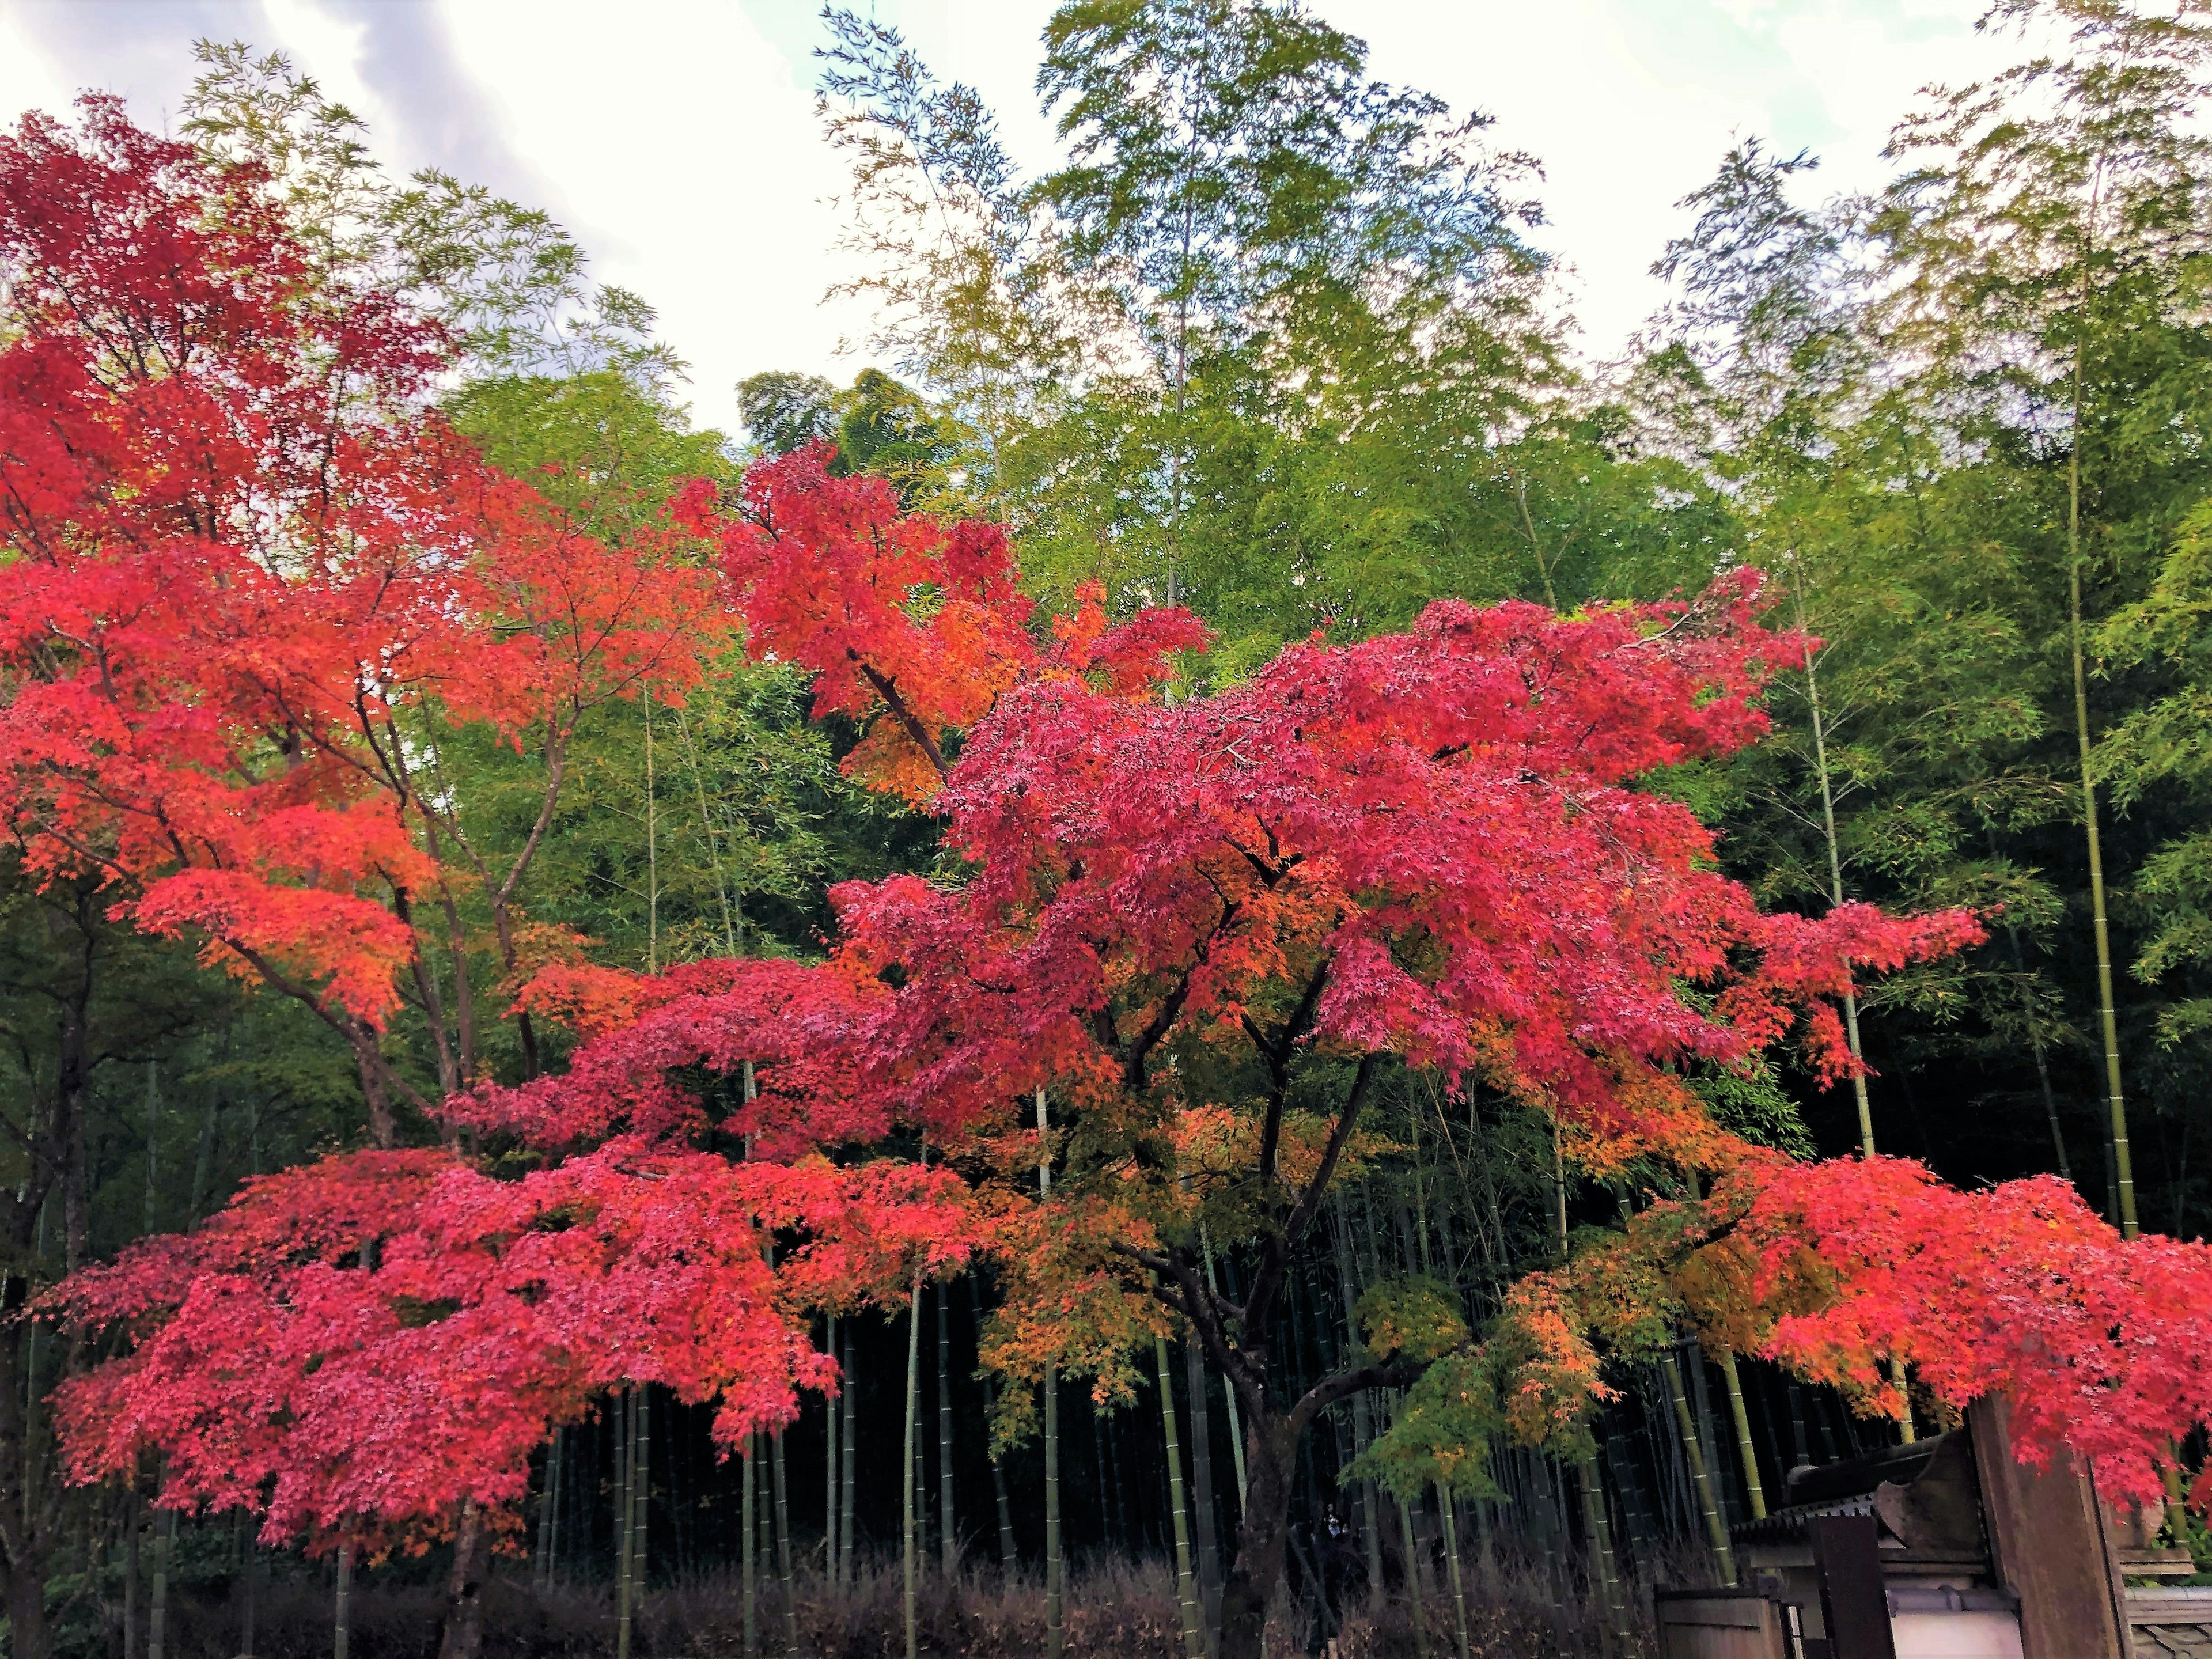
[1967,1395,2128,1659]
[1809,1514,1896,1659]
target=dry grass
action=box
[104,1545,1666,1658]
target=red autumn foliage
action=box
[681,448,1207,801]
[0,99,726,1141]
[31,97,2212,1652]
[1718,1152,2212,1509]
[42,1145,969,1553]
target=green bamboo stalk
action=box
[535,1429,562,1591]
[773,1423,797,1657]
[839,1330,857,1586]
[1799,638,1918,1441]
[1155,1335,1205,1658]
[1661,1353,1736,1585]
[937,1283,956,1579]
[1801,638,1880,1161]
[1039,1089,1063,1659]
[331,1543,350,1659]
[903,1266,924,1659]
[616,1391,633,1656]
[675,703,741,956]
[742,1434,757,1658]
[1715,1351,1768,1521]
[1577,1457,1630,1652]
[1327,1207,1382,1603]
[2065,194,2137,1241]
[1437,1487,1471,1659]
[643,696,658,975]
[966,1281,1019,1571]
[150,1503,172,1659]
[124,1486,140,1659]
[824,1315,838,1584]
[1200,1228,1245,1512]
[1398,1492,1429,1659]
[632,1387,651,1639]
[1181,1334,1221,1654]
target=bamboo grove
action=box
[6,3,2212,1658]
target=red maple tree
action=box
[0,99,724,1142]
[31,110,2212,1659]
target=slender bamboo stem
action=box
[643,697,658,975]
[2066,176,2137,1241]
[1437,1488,1472,1659]
[150,1503,172,1659]
[1200,1227,1245,1512]
[1398,1491,1429,1659]
[773,1423,796,1658]
[937,1282,956,1578]
[1715,1351,1768,1521]
[1577,1456,1630,1650]
[903,1266,924,1659]
[636,1388,652,1624]
[1039,1089,1063,1659]
[741,1435,756,1658]
[1156,1335,1205,1658]
[1661,1353,1736,1585]
[332,1543,350,1659]
[967,1280,1019,1571]
[824,1315,838,1584]
[1181,1334,1221,1653]
[839,1330,857,1587]
[124,1486,139,1659]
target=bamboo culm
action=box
[123,1486,140,1659]
[1661,1353,1736,1585]
[967,1278,1020,1571]
[1715,1350,1768,1521]
[773,1424,796,1658]
[150,1489,172,1659]
[839,1329,857,1587]
[1437,1487,1472,1659]
[902,1266,924,1659]
[936,1283,956,1580]
[741,1434,756,1659]
[1154,1334,1205,1658]
[823,1315,838,1586]
[1039,1089,1063,1659]
[332,1544,351,1659]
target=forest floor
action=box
[94,1555,1645,1657]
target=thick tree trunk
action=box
[7,1543,48,1659]
[437,1503,489,1659]
[1218,1416,1295,1659]
[348,1026,399,1150]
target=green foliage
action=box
[1344,1349,1501,1500]
[1351,1275,1469,1366]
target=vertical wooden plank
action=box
[1966,1396,2126,1659]
[1808,1515,1895,1659]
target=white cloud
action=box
[0,0,2042,422]
[431,0,874,437]
[0,11,69,130]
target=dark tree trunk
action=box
[437,1503,490,1659]
[1217,1415,1296,1659]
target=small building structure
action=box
[1656,1396,2203,1659]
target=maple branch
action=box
[855,660,949,777]
[1250,957,1334,1192]
[1124,971,1195,1093]
[1283,1051,1381,1248]
[1287,1355,1423,1445]
[491,728,570,918]
[1244,1051,1381,1340]
[1125,1242,1268,1415]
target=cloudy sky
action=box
[0,1,2018,437]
